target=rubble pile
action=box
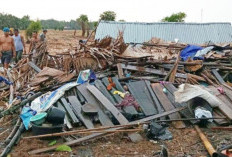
[0,32,232,156]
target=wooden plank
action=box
[151,83,186,128]
[144,80,164,114]
[86,84,143,142]
[98,110,114,126]
[211,69,225,84]
[213,109,230,126]
[102,77,123,103]
[117,63,124,79]
[28,106,186,155]
[77,84,114,126]
[127,81,157,116]
[162,84,196,124]
[101,78,138,115]
[94,80,117,105]
[169,51,181,82]
[60,98,80,125]
[57,101,73,129]
[86,85,129,125]
[28,61,41,73]
[112,76,125,92]
[75,87,86,104]
[207,86,232,119]
[120,63,187,79]
[68,96,94,129]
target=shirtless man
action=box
[29,31,39,53]
[0,27,16,75]
[29,31,39,62]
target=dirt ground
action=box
[0,30,232,157]
[1,113,232,157]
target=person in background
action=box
[39,29,47,42]
[0,27,16,75]
[29,31,39,62]
[9,28,14,36]
[29,31,39,53]
[13,29,26,63]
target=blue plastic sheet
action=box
[20,107,36,130]
[0,76,13,85]
[180,45,203,61]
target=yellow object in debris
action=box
[113,91,126,98]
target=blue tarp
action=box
[0,76,12,85]
[180,45,203,61]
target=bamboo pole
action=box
[194,125,219,157]
[23,125,143,139]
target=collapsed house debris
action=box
[0,31,232,157]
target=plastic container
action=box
[46,107,65,125]
[30,112,47,125]
[31,123,63,139]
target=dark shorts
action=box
[1,51,12,64]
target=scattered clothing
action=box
[195,107,213,122]
[113,90,127,98]
[107,77,116,90]
[146,121,172,140]
[116,94,140,110]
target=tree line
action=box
[0,11,186,38]
[0,11,119,31]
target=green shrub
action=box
[25,21,42,39]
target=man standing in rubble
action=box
[0,27,16,75]
[13,29,26,63]
[39,29,47,42]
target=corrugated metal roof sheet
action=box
[95,21,232,44]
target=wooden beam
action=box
[68,96,94,129]
[117,63,124,79]
[86,85,128,125]
[120,63,187,79]
[28,61,41,73]
[169,51,181,82]
[60,98,80,125]
[127,81,157,116]
[211,69,225,84]
[151,83,186,129]
[77,84,114,126]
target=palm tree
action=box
[77,14,89,37]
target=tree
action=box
[100,11,116,21]
[26,21,42,39]
[161,12,186,22]
[20,15,31,29]
[77,14,89,37]
[93,21,98,28]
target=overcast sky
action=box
[0,0,231,23]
